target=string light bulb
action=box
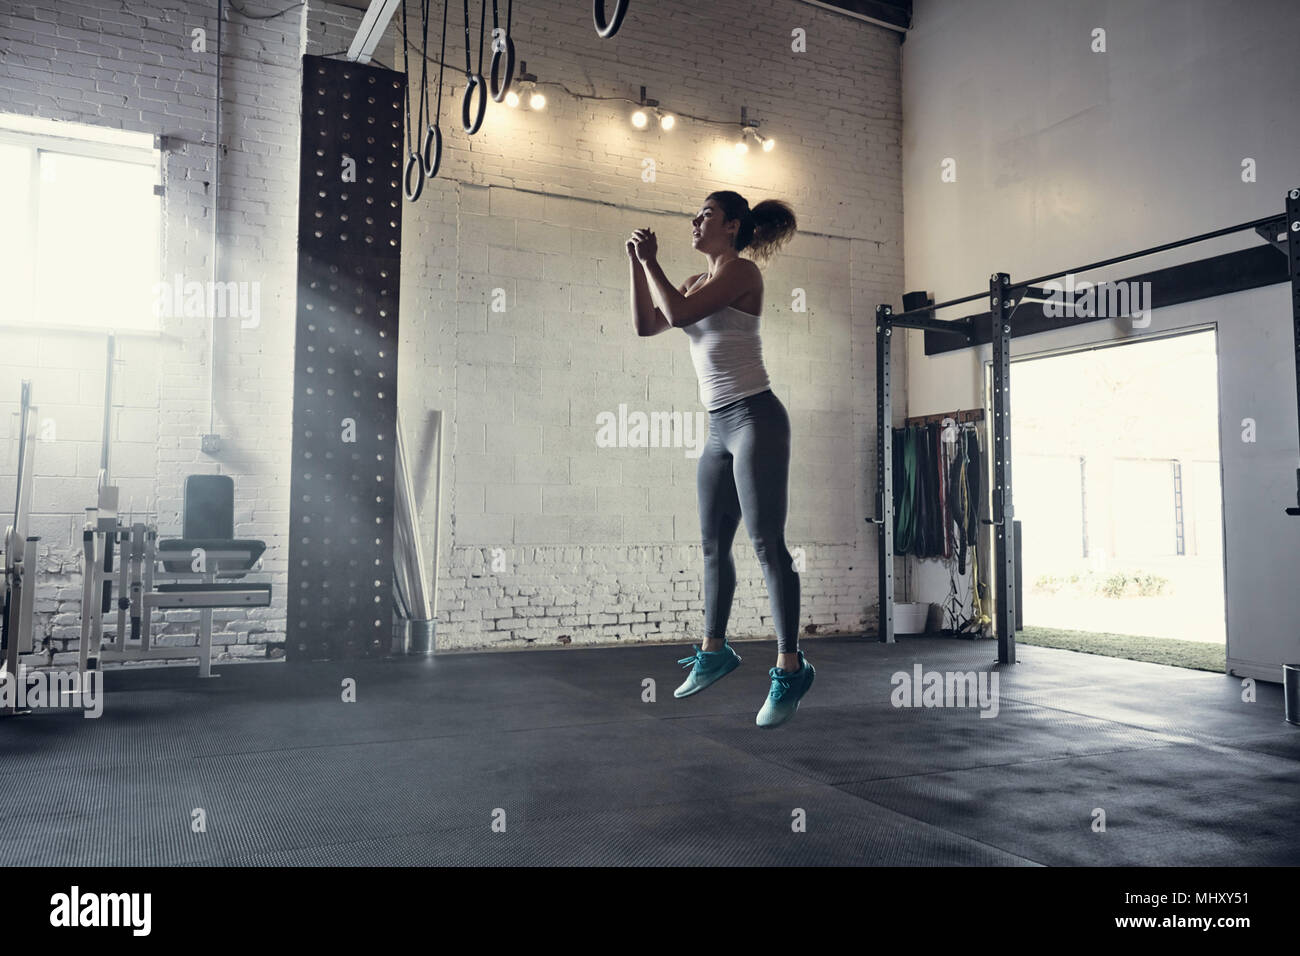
[513,62,543,110]
[735,109,774,153]
[632,86,665,131]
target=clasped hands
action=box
[626,227,658,264]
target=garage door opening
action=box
[1006,329,1226,667]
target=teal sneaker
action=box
[674,641,743,698]
[756,650,815,728]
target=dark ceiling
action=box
[322,0,912,30]
[815,0,911,28]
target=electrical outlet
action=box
[201,434,222,454]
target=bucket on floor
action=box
[894,602,930,634]
[1284,664,1300,726]
[407,620,436,656]
[392,618,436,656]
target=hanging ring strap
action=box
[424,0,450,178]
[489,0,516,102]
[415,0,435,177]
[461,0,487,134]
[401,0,413,156]
[415,0,430,152]
[400,0,425,202]
[426,0,452,178]
[593,0,630,38]
[421,124,443,179]
[462,74,487,134]
[403,152,425,202]
[489,37,515,102]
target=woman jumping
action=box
[627,191,813,728]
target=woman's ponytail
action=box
[745,198,797,264]
[706,191,797,264]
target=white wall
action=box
[901,0,1300,678]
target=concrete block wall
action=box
[1,0,905,661]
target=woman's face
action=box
[691,200,734,254]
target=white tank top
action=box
[681,304,772,411]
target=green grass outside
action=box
[1018,625,1226,673]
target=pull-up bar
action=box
[1012,213,1283,294]
[888,210,1287,326]
[870,187,1300,671]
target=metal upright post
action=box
[197,539,215,679]
[873,304,896,644]
[3,381,39,704]
[199,606,214,679]
[97,333,119,647]
[987,273,1017,664]
[114,525,129,651]
[79,520,97,673]
[141,529,155,651]
[101,335,115,485]
[1286,187,1300,517]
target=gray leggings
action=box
[697,388,800,654]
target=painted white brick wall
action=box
[391,0,905,651]
[0,0,904,662]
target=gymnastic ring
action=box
[403,152,424,202]
[490,34,516,102]
[462,73,487,134]
[421,123,442,179]
[593,0,630,38]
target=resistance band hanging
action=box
[593,0,630,38]
[893,422,961,559]
[462,0,488,134]
[894,426,918,555]
[941,426,987,635]
[489,0,515,102]
[400,0,426,201]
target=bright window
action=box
[0,115,161,332]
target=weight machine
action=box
[78,334,271,677]
[871,188,1300,666]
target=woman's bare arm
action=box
[631,246,695,337]
[641,256,760,328]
